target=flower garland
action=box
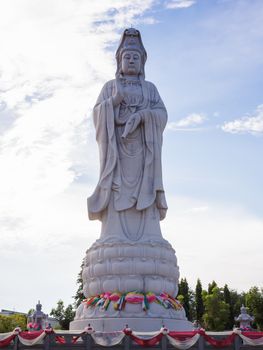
[27,323,42,331]
[84,291,183,311]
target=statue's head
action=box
[115,28,147,79]
[36,301,42,311]
[241,305,247,314]
[121,50,141,76]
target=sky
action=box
[0,0,263,315]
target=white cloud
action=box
[165,0,196,9]
[0,0,158,311]
[0,0,156,230]
[186,206,209,213]
[222,104,263,135]
[167,113,206,131]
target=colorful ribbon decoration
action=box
[84,291,183,312]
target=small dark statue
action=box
[27,301,47,331]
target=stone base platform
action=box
[70,317,193,332]
[70,302,193,331]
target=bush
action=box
[0,314,27,333]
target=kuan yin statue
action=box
[71,28,192,331]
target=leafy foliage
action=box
[50,300,75,330]
[208,280,218,294]
[0,314,27,333]
[73,259,85,308]
[176,278,263,331]
[223,284,232,329]
[195,278,204,324]
[203,286,230,331]
[27,308,35,317]
[178,278,193,320]
[246,287,263,330]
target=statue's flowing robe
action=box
[88,79,167,221]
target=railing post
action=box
[198,334,204,350]
[85,334,92,350]
[161,335,167,350]
[64,334,71,344]
[44,333,50,350]
[13,335,18,350]
[124,335,130,350]
[234,334,242,350]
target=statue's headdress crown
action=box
[116,28,147,59]
[115,28,147,78]
[241,304,247,313]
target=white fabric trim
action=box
[0,331,14,341]
[167,334,200,349]
[18,332,46,346]
[132,330,161,338]
[235,331,263,346]
[91,331,125,346]
[54,330,83,335]
[205,331,233,336]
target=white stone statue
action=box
[235,305,255,330]
[71,28,192,332]
[88,28,168,241]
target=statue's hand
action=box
[112,80,124,106]
[156,191,168,221]
[122,113,141,139]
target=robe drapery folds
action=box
[88,79,168,221]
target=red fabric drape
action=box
[168,331,199,340]
[55,336,66,344]
[199,330,236,348]
[241,331,263,339]
[19,331,44,340]
[123,329,163,347]
[130,333,163,347]
[0,335,16,348]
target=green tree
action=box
[0,315,13,333]
[195,278,204,324]
[0,314,27,332]
[178,278,195,320]
[62,304,75,330]
[203,286,230,331]
[208,281,217,294]
[223,284,234,329]
[74,260,85,308]
[246,287,263,330]
[50,300,75,330]
[50,300,64,323]
[178,278,190,319]
[27,308,35,317]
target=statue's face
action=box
[121,50,141,76]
